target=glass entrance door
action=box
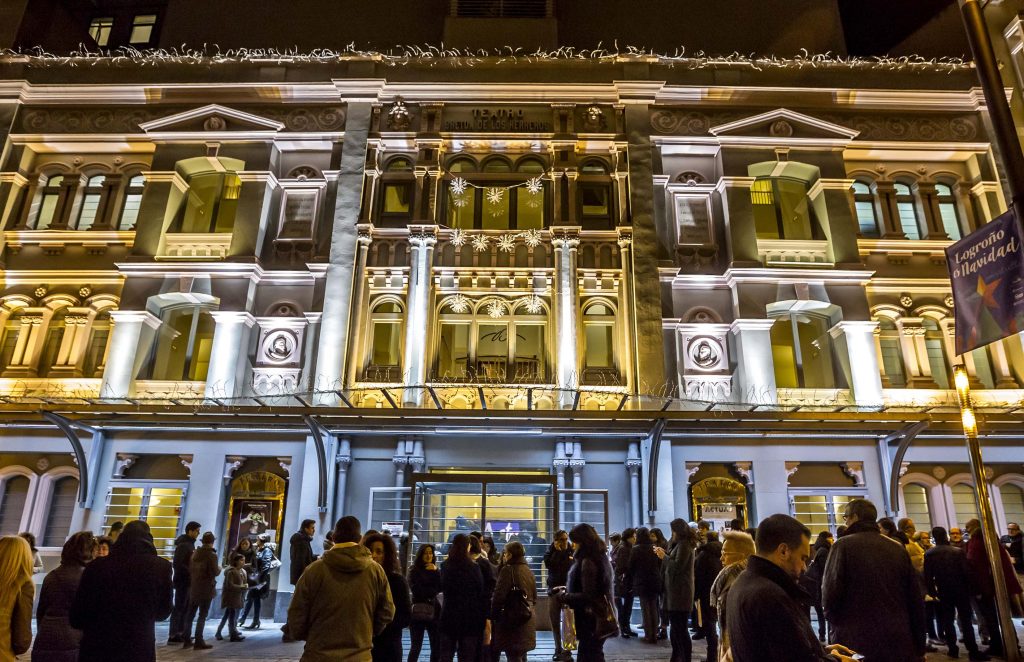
[408,474,555,588]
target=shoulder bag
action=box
[500,565,533,627]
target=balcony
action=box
[756,239,832,267]
[157,233,233,260]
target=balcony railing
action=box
[157,233,232,260]
[756,239,832,267]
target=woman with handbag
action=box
[0,536,34,662]
[365,533,412,662]
[408,545,442,662]
[491,542,537,662]
[240,534,274,630]
[559,524,615,662]
[439,534,486,662]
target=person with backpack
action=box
[491,541,537,662]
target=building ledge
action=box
[156,233,232,261]
[756,239,832,267]
[5,230,135,254]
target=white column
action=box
[204,311,256,399]
[627,442,642,528]
[335,439,353,516]
[553,440,568,529]
[552,228,581,406]
[393,440,408,488]
[403,226,438,404]
[100,310,161,398]
[617,228,637,393]
[730,319,778,405]
[830,320,884,406]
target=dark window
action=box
[0,476,29,535]
[43,477,79,546]
[578,160,613,230]
[88,18,114,47]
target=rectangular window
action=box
[584,324,614,369]
[676,196,712,245]
[897,202,920,239]
[371,322,402,367]
[579,183,612,230]
[36,195,59,230]
[119,192,142,229]
[482,190,511,231]
[939,203,961,240]
[476,324,508,380]
[855,201,879,237]
[280,190,318,239]
[77,193,102,230]
[129,14,157,44]
[513,324,545,382]
[104,485,185,558]
[515,188,544,230]
[88,17,113,46]
[879,337,906,387]
[790,490,867,534]
[380,183,413,224]
[437,323,470,379]
[42,477,79,547]
[0,476,30,535]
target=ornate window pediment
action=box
[139,104,285,134]
[709,108,859,141]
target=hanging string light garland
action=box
[449,175,544,210]
[446,172,548,251]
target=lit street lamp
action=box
[952,364,1020,661]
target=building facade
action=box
[4,5,1024,612]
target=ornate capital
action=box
[224,455,246,482]
[336,453,352,467]
[616,227,633,249]
[841,461,866,487]
[113,453,138,479]
[550,226,581,250]
[785,461,801,482]
[407,224,439,248]
[733,462,754,486]
[278,457,292,477]
[357,223,374,246]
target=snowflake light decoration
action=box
[497,234,517,253]
[520,229,543,248]
[472,234,490,252]
[450,177,469,196]
[525,176,543,195]
[485,187,505,205]
[486,300,507,319]
[450,228,467,246]
[447,294,471,314]
[452,195,469,208]
[523,295,544,314]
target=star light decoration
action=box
[525,176,543,195]
[497,234,518,253]
[450,228,467,247]
[450,177,469,196]
[447,294,471,314]
[486,300,507,319]
[485,187,505,205]
[471,234,491,252]
[522,295,544,314]
[521,229,543,248]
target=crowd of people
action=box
[1,500,1024,662]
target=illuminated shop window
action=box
[103,485,185,558]
[790,491,865,534]
[852,181,879,238]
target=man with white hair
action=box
[710,530,755,656]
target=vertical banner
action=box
[945,210,1024,353]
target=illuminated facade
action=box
[4,4,1024,614]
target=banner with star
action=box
[945,209,1024,354]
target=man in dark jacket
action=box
[822,498,925,662]
[183,531,221,650]
[1001,522,1024,573]
[544,529,573,661]
[693,531,723,643]
[613,528,637,637]
[964,517,1022,658]
[727,514,856,662]
[290,519,319,585]
[924,527,989,661]
[168,520,200,644]
[70,520,173,662]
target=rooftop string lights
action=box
[0,45,973,73]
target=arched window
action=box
[83,310,111,378]
[578,160,614,231]
[434,298,548,383]
[894,183,921,239]
[147,306,216,381]
[0,475,30,535]
[42,476,79,546]
[751,177,817,240]
[76,175,106,230]
[178,172,241,233]
[582,302,617,385]
[902,483,932,530]
[935,183,961,240]
[444,156,548,231]
[852,181,879,238]
[923,318,950,389]
[378,157,415,228]
[367,301,404,379]
[878,318,906,387]
[118,175,145,229]
[1001,483,1024,530]
[37,308,68,378]
[35,175,65,229]
[951,482,979,527]
[770,313,842,389]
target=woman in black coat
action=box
[69,521,173,662]
[491,541,537,662]
[800,531,833,642]
[33,532,97,662]
[628,527,663,643]
[240,535,274,630]
[365,533,412,662]
[559,523,614,662]
[439,533,487,662]
[408,544,442,662]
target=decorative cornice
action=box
[841,461,866,487]
[113,453,138,478]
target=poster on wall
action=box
[226,499,280,553]
[945,209,1024,354]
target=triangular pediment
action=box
[139,104,285,133]
[709,108,859,140]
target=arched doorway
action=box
[690,477,749,529]
[224,471,287,556]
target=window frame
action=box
[88,17,114,47]
[789,488,870,534]
[117,174,146,230]
[75,174,107,230]
[442,156,550,231]
[577,159,615,231]
[770,312,844,390]
[852,180,880,238]
[144,304,217,381]
[33,174,66,230]
[365,300,405,381]
[751,176,820,240]
[581,301,619,385]
[129,13,158,45]
[894,182,922,240]
[934,182,962,240]
[103,480,188,558]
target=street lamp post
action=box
[952,364,1021,661]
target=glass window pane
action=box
[771,319,798,389]
[584,324,614,368]
[880,335,906,387]
[852,182,871,195]
[0,476,30,535]
[189,312,215,381]
[119,193,142,229]
[581,184,609,217]
[476,324,508,380]
[146,488,184,558]
[898,202,920,239]
[83,319,110,378]
[371,322,402,366]
[447,190,476,229]
[776,178,813,240]
[856,201,878,237]
[1001,485,1024,533]
[482,189,510,230]
[792,494,831,532]
[516,187,544,230]
[43,477,79,547]
[951,483,979,529]
[514,324,545,382]
[483,159,512,173]
[797,317,835,389]
[383,184,412,215]
[129,14,157,44]
[77,193,102,229]
[939,203,961,240]
[37,194,59,229]
[89,18,113,46]
[438,323,470,379]
[903,484,932,531]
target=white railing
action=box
[757,239,832,267]
[157,233,232,260]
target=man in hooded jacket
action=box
[70,520,173,662]
[285,515,395,661]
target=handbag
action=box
[500,565,533,626]
[411,600,436,622]
[591,594,619,641]
[561,606,578,651]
